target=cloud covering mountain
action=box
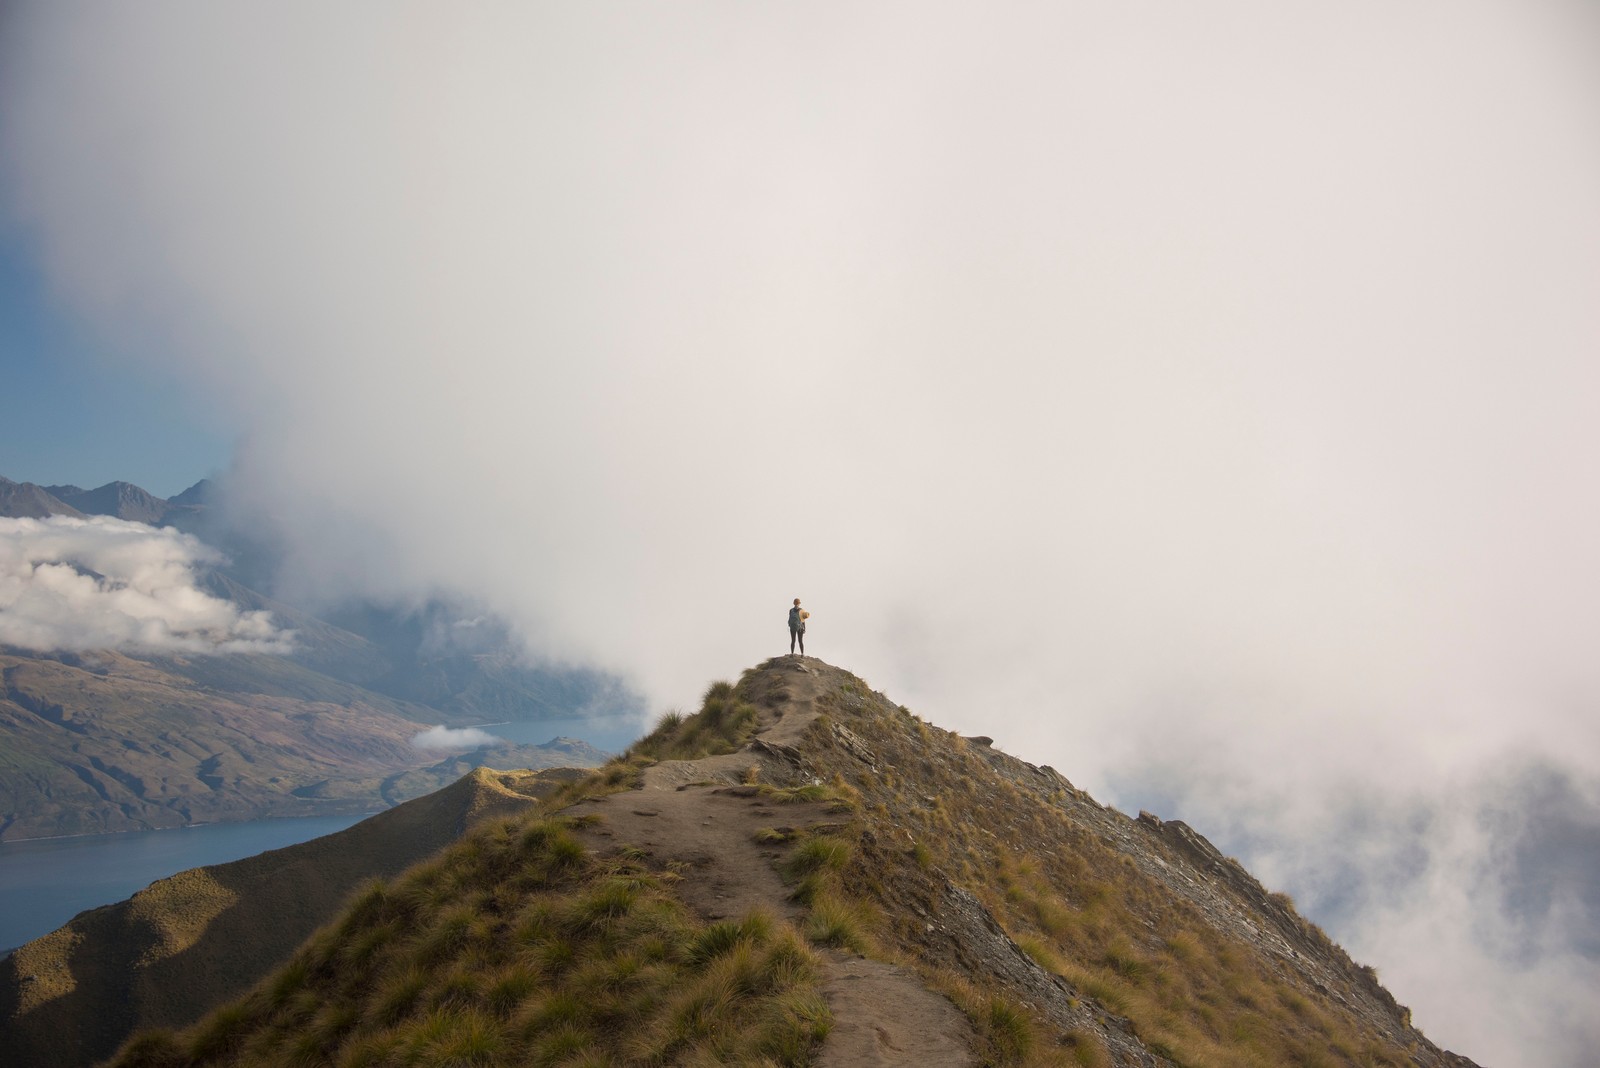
[0,515,291,654]
[3,5,1598,1064]
[410,724,501,751]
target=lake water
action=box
[0,814,370,954]
[0,714,646,954]
[480,714,643,753]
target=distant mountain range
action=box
[0,475,208,526]
[0,474,638,839]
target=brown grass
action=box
[762,667,1416,1068]
[112,661,1423,1067]
[109,676,838,1068]
[112,813,829,1067]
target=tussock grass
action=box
[114,1029,187,1068]
[110,806,831,1068]
[115,660,1422,1068]
[784,835,852,880]
[627,680,763,762]
[802,891,875,953]
[785,665,1418,1068]
[984,997,1036,1061]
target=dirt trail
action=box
[573,656,974,1067]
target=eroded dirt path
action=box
[572,656,975,1067]
[815,956,976,1068]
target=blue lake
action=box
[0,814,370,954]
[481,714,642,753]
[0,715,645,954]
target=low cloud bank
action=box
[410,725,501,751]
[0,516,292,655]
[5,6,1598,1065]
[1095,745,1600,1066]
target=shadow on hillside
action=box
[0,768,577,1068]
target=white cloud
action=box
[4,4,1599,1064]
[410,725,500,751]
[0,516,292,655]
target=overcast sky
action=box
[3,4,1598,1064]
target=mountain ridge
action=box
[5,657,1482,1067]
[0,476,87,520]
[0,765,585,1067]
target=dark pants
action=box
[790,626,805,655]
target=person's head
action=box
[794,598,801,605]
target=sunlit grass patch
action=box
[122,791,833,1068]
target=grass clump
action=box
[803,891,874,954]
[111,809,831,1068]
[114,1030,187,1068]
[626,680,764,762]
[784,835,852,880]
[789,664,1420,1068]
[983,998,1036,1062]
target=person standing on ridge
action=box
[788,598,809,656]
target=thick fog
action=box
[3,4,1598,1063]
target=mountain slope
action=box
[1,473,637,838]
[43,481,179,525]
[0,650,605,840]
[0,766,582,1068]
[36,657,1478,1068]
[0,476,84,519]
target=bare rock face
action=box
[0,477,85,519]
